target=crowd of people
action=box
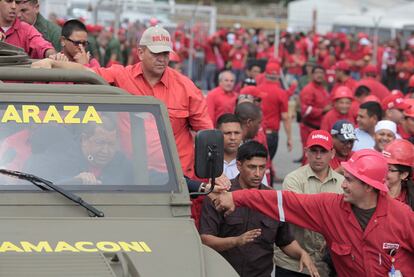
[1,0,414,276]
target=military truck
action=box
[0,42,238,277]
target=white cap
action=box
[375,120,397,136]
[139,26,172,53]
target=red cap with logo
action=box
[306,130,333,150]
[240,86,267,99]
[382,94,410,111]
[341,149,389,192]
[332,86,354,100]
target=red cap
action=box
[332,86,354,100]
[404,105,414,118]
[169,51,181,63]
[240,86,267,99]
[409,75,414,88]
[335,61,350,71]
[362,95,381,104]
[381,94,410,111]
[341,149,389,192]
[306,130,333,150]
[362,64,377,75]
[265,63,281,74]
[383,139,414,167]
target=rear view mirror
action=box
[194,129,224,179]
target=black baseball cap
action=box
[330,120,357,142]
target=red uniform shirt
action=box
[232,190,414,277]
[3,18,53,59]
[397,124,411,140]
[357,78,390,100]
[94,63,213,177]
[320,109,356,132]
[206,87,237,125]
[300,81,330,128]
[229,49,247,70]
[257,80,288,131]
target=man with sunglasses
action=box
[17,0,61,51]
[274,130,343,277]
[0,0,56,58]
[54,19,99,67]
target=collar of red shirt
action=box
[3,18,21,36]
[131,62,169,88]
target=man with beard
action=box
[321,86,356,131]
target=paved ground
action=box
[272,120,303,188]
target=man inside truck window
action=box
[24,115,134,186]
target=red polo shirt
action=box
[94,63,213,177]
[321,109,356,132]
[257,80,288,131]
[206,87,238,125]
[3,18,53,59]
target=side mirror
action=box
[194,129,224,179]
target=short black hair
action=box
[247,62,262,71]
[311,65,325,73]
[355,85,371,98]
[62,19,88,38]
[236,141,268,162]
[235,102,261,122]
[216,113,241,129]
[359,101,382,121]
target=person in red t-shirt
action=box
[321,86,355,131]
[206,70,238,126]
[257,63,292,160]
[300,65,331,163]
[398,105,414,140]
[229,39,247,85]
[382,94,410,127]
[330,120,356,173]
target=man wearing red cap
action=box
[212,149,414,277]
[331,61,357,94]
[382,94,410,127]
[206,70,238,126]
[257,63,293,161]
[300,66,331,161]
[321,86,356,131]
[398,105,414,140]
[32,25,213,178]
[275,130,343,277]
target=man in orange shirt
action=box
[32,25,213,177]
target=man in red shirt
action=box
[213,149,414,277]
[382,94,410,127]
[398,105,414,140]
[321,86,355,131]
[206,70,238,125]
[330,120,356,172]
[0,0,55,58]
[32,25,213,177]
[300,65,331,162]
[331,61,357,94]
[257,63,292,160]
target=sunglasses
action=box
[65,37,89,47]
